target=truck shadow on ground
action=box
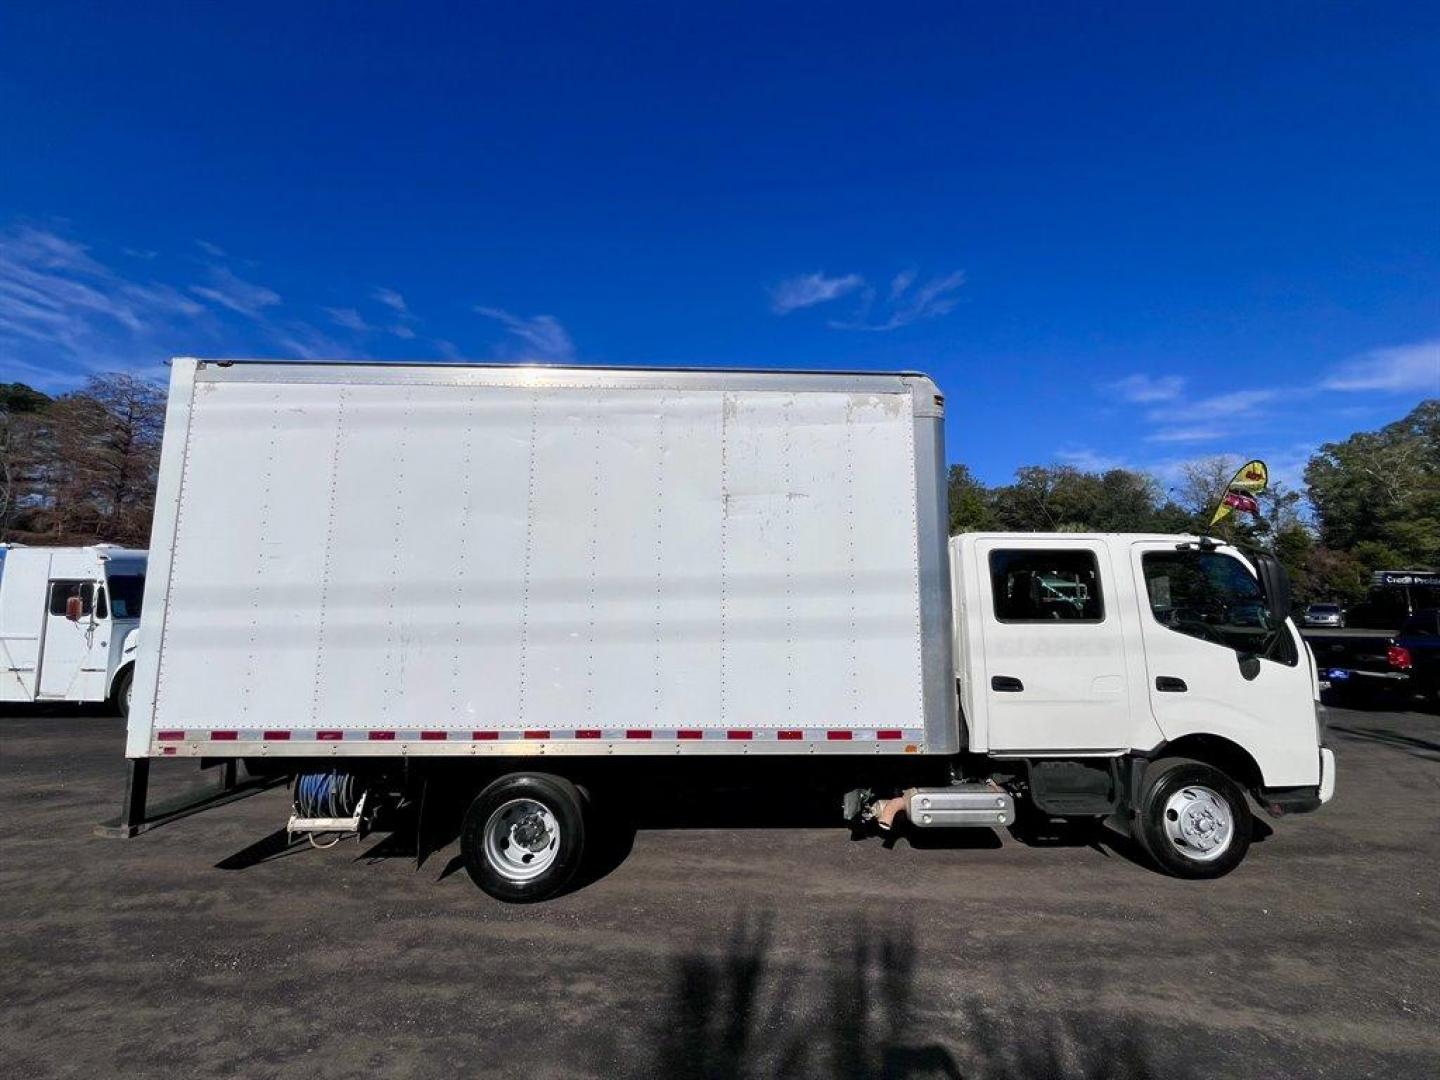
[639,913,1182,1079]
[1328,723,1440,763]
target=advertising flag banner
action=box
[1209,459,1269,526]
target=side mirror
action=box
[64,596,84,622]
[1253,554,1291,625]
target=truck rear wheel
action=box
[1134,757,1251,879]
[460,772,586,903]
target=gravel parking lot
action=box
[2,703,1437,1079]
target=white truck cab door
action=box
[1129,542,1319,788]
[38,579,107,701]
[975,538,1139,752]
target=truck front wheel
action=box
[460,772,586,903]
[1134,758,1251,879]
[111,666,134,720]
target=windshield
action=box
[106,573,145,619]
[1309,604,1339,613]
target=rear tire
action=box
[460,772,586,903]
[112,666,134,720]
[1134,757,1251,879]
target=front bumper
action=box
[1257,746,1335,817]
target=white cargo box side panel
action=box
[129,362,951,758]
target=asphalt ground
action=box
[1,702,1437,1079]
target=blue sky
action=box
[1,3,1436,489]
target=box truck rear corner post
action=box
[111,359,1334,902]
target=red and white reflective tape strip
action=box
[152,727,922,746]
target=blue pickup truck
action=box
[1305,609,1440,708]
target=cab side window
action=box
[989,549,1104,622]
[47,580,94,617]
[1142,551,1297,664]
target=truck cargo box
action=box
[127,360,955,759]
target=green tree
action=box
[0,383,53,538]
[0,374,164,547]
[946,464,994,533]
[1305,399,1440,569]
[988,465,1182,533]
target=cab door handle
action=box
[1155,676,1188,693]
[991,675,1024,692]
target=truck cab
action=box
[950,533,1333,875]
[0,545,147,715]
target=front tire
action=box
[460,773,586,902]
[111,666,134,720]
[1134,758,1251,879]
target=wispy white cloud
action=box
[271,321,347,360]
[1321,339,1439,394]
[1104,373,1185,403]
[1055,447,1128,472]
[1144,426,1227,444]
[897,270,966,322]
[372,286,409,315]
[432,338,464,361]
[770,271,865,314]
[325,293,421,341]
[1144,387,1282,426]
[0,224,205,374]
[190,266,282,318]
[195,239,226,258]
[1196,388,1281,413]
[474,306,576,362]
[827,270,966,332]
[0,222,422,386]
[324,306,373,333]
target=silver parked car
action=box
[1302,603,1346,628]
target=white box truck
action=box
[116,359,1334,900]
[1,544,146,714]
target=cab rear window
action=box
[989,549,1104,622]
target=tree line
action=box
[949,398,1437,603]
[1,373,1434,605]
[1,374,164,549]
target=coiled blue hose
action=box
[294,770,362,818]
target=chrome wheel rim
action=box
[1162,784,1234,862]
[483,798,560,882]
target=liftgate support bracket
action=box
[95,757,262,839]
[95,758,150,839]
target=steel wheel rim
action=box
[1162,784,1234,862]
[483,798,560,882]
[124,679,132,711]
